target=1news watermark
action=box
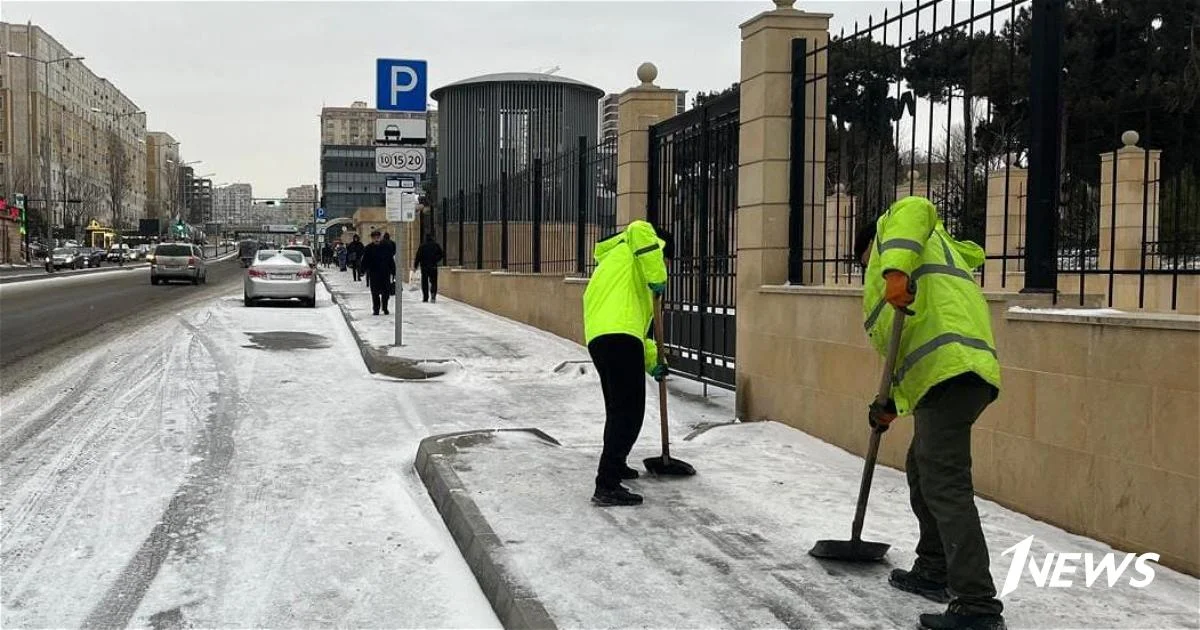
[999,535,1160,598]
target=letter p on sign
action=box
[376,59,427,112]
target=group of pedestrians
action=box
[330,231,445,313]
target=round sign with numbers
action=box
[375,147,427,174]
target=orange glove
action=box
[884,270,915,308]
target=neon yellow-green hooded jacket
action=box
[583,220,668,372]
[863,196,1001,414]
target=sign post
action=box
[386,178,418,346]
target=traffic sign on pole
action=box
[375,147,427,174]
[376,59,428,112]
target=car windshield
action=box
[156,245,192,256]
[53,248,72,255]
[278,251,304,264]
[284,246,312,256]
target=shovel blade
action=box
[643,456,696,477]
[808,539,890,562]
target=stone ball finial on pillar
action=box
[909,169,922,182]
[1121,130,1140,148]
[636,62,658,88]
[773,0,797,9]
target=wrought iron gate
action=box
[648,90,739,389]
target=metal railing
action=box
[438,136,616,275]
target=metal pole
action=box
[457,189,464,266]
[532,158,543,273]
[576,135,587,275]
[42,59,52,250]
[788,38,808,285]
[500,172,509,269]
[476,184,484,269]
[394,218,404,346]
[1023,0,1064,293]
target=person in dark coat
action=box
[360,230,395,315]
[382,232,397,258]
[413,233,445,303]
[346,234,366,282]
[321,243,334,267]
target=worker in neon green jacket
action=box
[582,220,669,507]
[854,196,1005,630]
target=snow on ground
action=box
[1008,306,1128,316]
[321,267,1199,629]
[1,276,499,628]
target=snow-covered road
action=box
[0,283,500,628]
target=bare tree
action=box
[105,129,132,233]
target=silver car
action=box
[244,249,316,307]
[151,243,208,285]
[283,245,316,268]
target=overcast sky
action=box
[4,1,889,197]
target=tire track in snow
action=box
[0,355,108,461]
[80,316,241,630]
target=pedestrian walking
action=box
[382,232,397,258]
[360,230,395,315]
[335,242,348,271]
[347,234,365,282]
[853,196,1004,630]
[581,220,670,507]
[413,233,445,303]
[321,243,334,268]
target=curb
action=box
[0,263,148,285]
[415,429,560,630]
[316,270,446,380]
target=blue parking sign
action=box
[376,59,427,112]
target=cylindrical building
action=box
[432,72,604,202]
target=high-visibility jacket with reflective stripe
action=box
[583,220,668,372]
[863,196,1001,415]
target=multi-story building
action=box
[213,182,252,226]
[284,184,317,225]
[598,91,687,142]
[145,131,180,221]
[319,102,436,220]
[0,22,148,239]
[185,174,213,224]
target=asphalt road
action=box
[0,255,243,371]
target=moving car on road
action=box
[244,249,316,307]
[81,247,106,268]
[106,244,134,262]
[238,240,260,268]
[283,244,316,267]
[151,243,208,285]
[50,247,86,270]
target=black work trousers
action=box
[587,334,646,490]
[369,275,391,314]
[907,372,1002,616]
[421,268,439,301]
[351,261,362,281]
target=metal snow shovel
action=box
[643,296,696,477]
[809,309,908,562]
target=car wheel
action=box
[306,298,316,308]
[151,277,158,285]
[243,295,254,307]
[191,275,200,285]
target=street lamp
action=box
[8,52,84,257]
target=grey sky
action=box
[5,1,888,198]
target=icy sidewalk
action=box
[320,268,1198,629]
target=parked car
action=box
[50,247,86,270]
[81,247,106,268]
[283,245,316,267]
[150,243,208,285]
[107,244,134,262]
[244,250,316,307]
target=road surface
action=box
[0,256,241,372]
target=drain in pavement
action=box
[243,331,331,351]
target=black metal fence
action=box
[648,89,740,390]
[792,0,1198,311]
[437,136,616,275]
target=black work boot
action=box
[621,465,639,480]
[592,485,643,506]
[890,568,951,603]
[919,610,1006,630]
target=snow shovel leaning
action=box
[808,310,908,562]
[643,296,696,477]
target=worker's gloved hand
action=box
[648,282,666,297]
[650,362,669,382]
[884,271,915,309]
[868,399,898,432]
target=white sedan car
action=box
[244,250,316,307]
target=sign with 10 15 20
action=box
[375,147,427,174]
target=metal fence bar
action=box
[476,184,484,270]
[500,171,509,270]
[788,37,807,284]
[1024,0,1064,293]
[576,135,588,275]
[532,158,543,273]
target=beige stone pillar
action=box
[615,63,682,228]
[984,155,1028,285]
[737,0,832,290]
[1099,130,1161,271]
[823,184,856,281]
